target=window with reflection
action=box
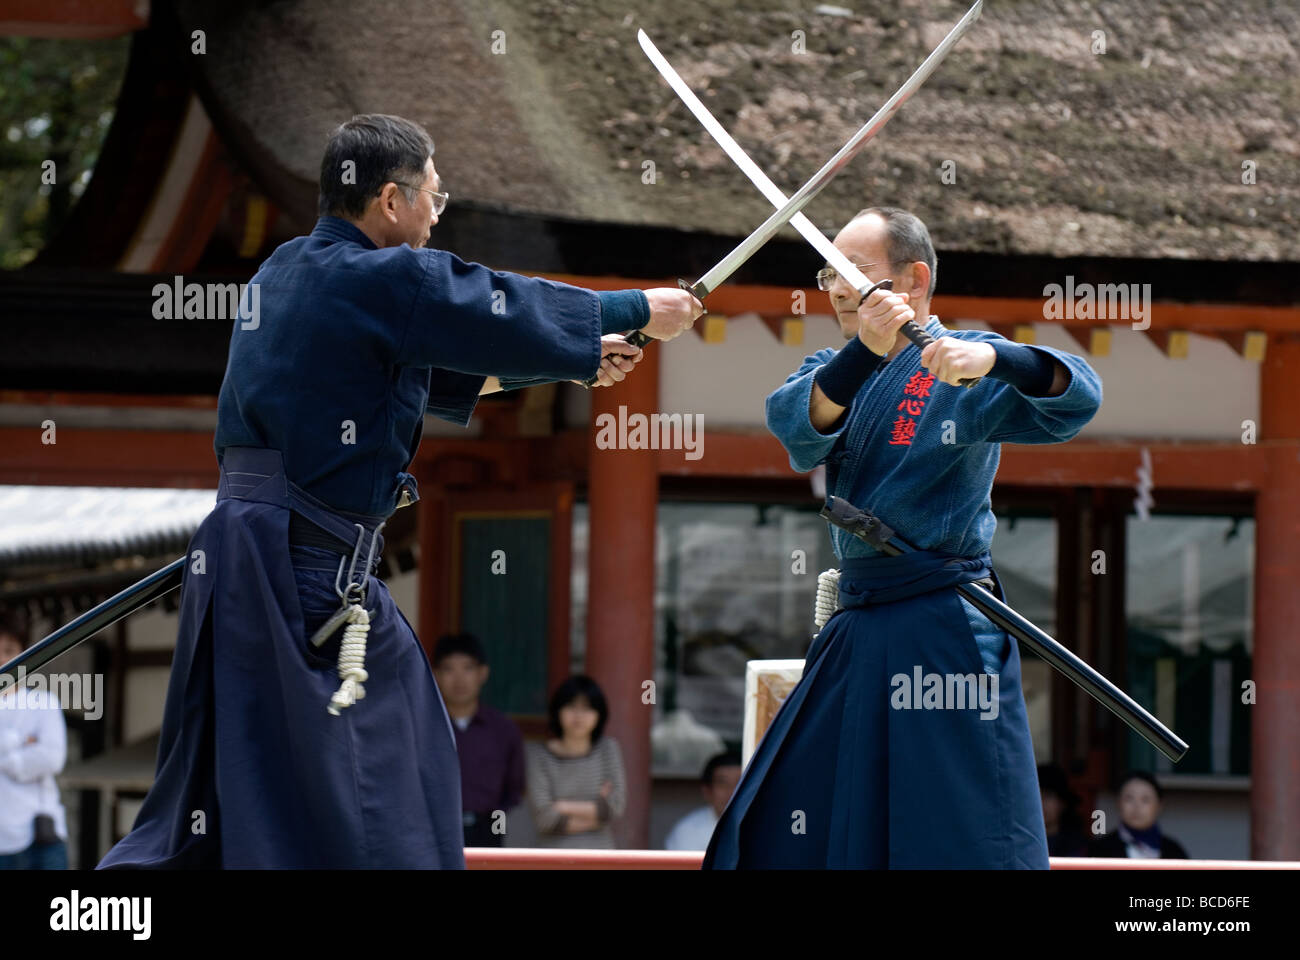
[1124,514,1253,777]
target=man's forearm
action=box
[809,337,886,432]
[1045,358,1070,396]
[987,340,1069,397]
[809,382,849,433]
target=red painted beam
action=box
[0,427,1271,495]
[0,391,217,409]
[0,0,147,38]
[996,441,1269,491]
[0,427,217,488]
[657,429,791,478]
[656,431,1272,492]
[532,274,1300,331]
[1252,338,1300,861]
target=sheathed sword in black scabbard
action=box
[0,557,185,695]
[820,495,1189,763]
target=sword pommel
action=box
[820,496,898,552]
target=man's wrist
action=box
[987,339,1057,396]
[598,290,650,335]
[814,336,886,407]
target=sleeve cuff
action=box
[425,369,486,425]
[813,336,885,407]
[497,376,557,392]
[598,290,650,335]
[988,339,1057,396]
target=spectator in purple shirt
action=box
[431,633,525,848]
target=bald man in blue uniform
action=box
[705,207,1102,869]
[100,114,701,869]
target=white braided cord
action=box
[814,568,841,630]
[327,603,370,716]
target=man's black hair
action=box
[432,632,486,668]
[701,750,743,785]
[318,113,434,219]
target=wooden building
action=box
[1,0,1296,861]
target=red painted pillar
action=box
[585,347,660,849]
[1252,337,1300,860]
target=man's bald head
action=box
[825,206,937,343]
[842,207,938,299]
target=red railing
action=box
[466,849,1297,869]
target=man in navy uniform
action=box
[706,207,1101,868]
[100,114,701,868]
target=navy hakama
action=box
[703,551,1048,869]
[100,448,464,868]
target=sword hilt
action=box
[859,278,979,389]
[579,329,653,389]
[579,277,703,388]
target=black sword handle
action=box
[859,279,979,389]
[578,329,654,389]
[579,277,700,389]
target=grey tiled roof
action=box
[0,486,215,569]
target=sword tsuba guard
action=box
[857,278,892,306]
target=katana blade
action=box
[687,0,983,299]
[638,26,851,285]
[637,24,980,388]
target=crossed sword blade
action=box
[584,0,983,387]
[638,16,981,388]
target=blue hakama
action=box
[101,449,464,868]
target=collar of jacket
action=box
[311,215,379,250]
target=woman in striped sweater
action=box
[525,675,627,848]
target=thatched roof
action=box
[178,0,1299,261]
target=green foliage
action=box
[0,35,129,269]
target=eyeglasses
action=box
[395,182,450,215]
[816,261,896,291]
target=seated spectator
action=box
[665,750,743,851]
[1037,762,1088,857]
[525,675,626,848]
[0,615,69,870]
[1089,770,1188,859]
[431,632,524,848]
